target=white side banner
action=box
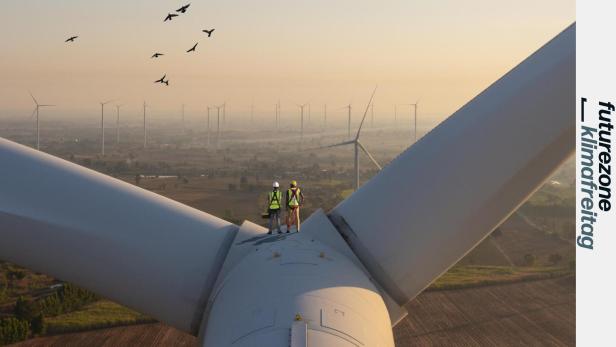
[577,1,616,345]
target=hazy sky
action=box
[0,0,574,121]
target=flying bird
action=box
[151,53,164,58]
[154,75,169,86]
[164,13,178,22]
[186,42,198,53]
[176,4,191,13]
[65,36,78,43]
[202,29,215,37]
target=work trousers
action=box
[286,206,300,232]
[269,208,281,233]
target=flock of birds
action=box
[64,3,215,87]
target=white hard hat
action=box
[273,181,279,188]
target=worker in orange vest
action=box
[285,180,305,233]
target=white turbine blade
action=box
[28,91,39,106]
[39,104,55,107]
[29,108,37,119]
[330,24,575,306]
[357,140,382,170]
[0,138,237,334]
[312,140,355,150]
[355,86,378,140]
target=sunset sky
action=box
[0,0,574,122]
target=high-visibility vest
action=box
[269,190,282,209]
[287,188,301,207]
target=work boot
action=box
[267,231,272,235]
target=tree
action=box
[30,314,46,335]
[14,296,39,322]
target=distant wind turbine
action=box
[143,101,147,149]
[28,92,54,151]
[99,100,114,156]
[206,106,211,147]
[315,87,380,191]
[400,101,420,143]
[296,103,309,144]
[182,104,186,134]
[115,104,123,146]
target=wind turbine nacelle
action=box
[198,218,395,346]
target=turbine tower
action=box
[143,101,147,149]
[216,104,222,149]
[28,92,54,151]
[400,101,420,143]
[324,104,327,129]
[296,103,308,144]
[99,100,113,156]
[182,104,186,135]
[115,104,122,146]
[317,88,380,191]
[206,106,211,148]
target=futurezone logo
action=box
[578,98,613,250]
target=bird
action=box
[151,53,164,58]
[65,36,78,43]
[154,75,169,86]
[186,42,198,53]
[202,29,215,37]
[164,13,178,22]
[176,4,190,13]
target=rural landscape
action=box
[0,114,574,346]
[1,1,575,345]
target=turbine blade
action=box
[0,138,237,334]
[357,140,382,170]
[28,91,38,106]
[330,24,575,307]
[311,140,355,150]
[355,86,378,140]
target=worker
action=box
[267,181,282,234]
[285,180,305,233]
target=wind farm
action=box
[0,1,575,346]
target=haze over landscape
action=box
[0,2,576,346]
[1,0,574,121]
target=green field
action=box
[45,300,154,335]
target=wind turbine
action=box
[276,100,281,129]
[296,103,308,144]
[215,104,222,149]
[206,106,211,147]
[115,104,122,146]
[401,101,420,143]
[182,104,186,135]
[99,100,114,156]
[317,88,380,191]
[0,25,575,347]
[143,101,147,149]
[28,92,54,150]
[323,104,327,129]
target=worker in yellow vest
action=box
[285,180,305,233]
[267,181,282,234]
